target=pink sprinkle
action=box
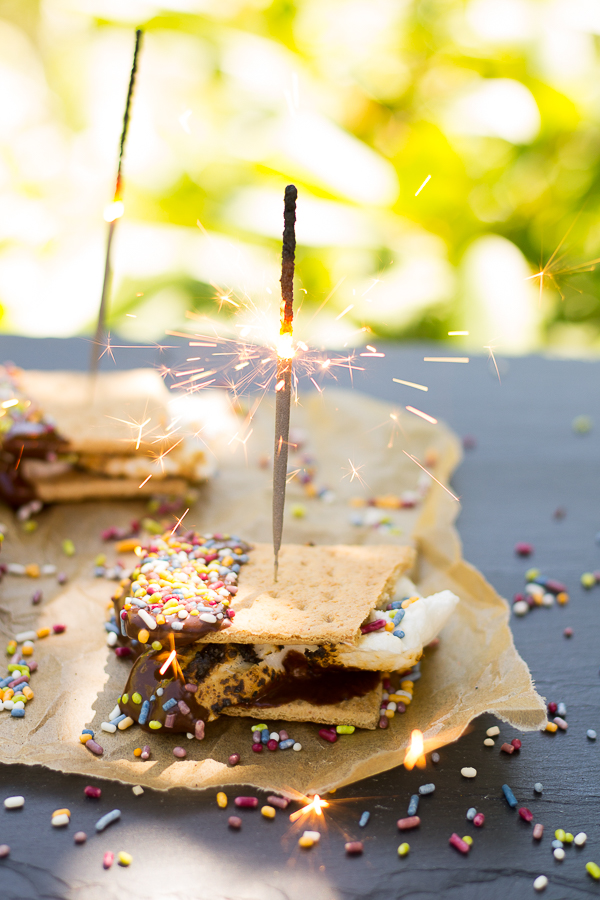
[511,738,522,750]
[279,730,289,741]
[52,623,66,634]
[449,833,470,854]
[84,785,102,799]
[397,816,421,830]
[27,660,38,672]
[173,746,186,758]
[228,816,242,829]
[178,700,190,716]
[165,713,176,729]
[141,745,151,760]
[74,832,87,844]
[85,740,103,756]
[345,841,363,855]
[235,797,258,808]
[195,719,205,740]
[267,739,278,751]
[547,701,557,714]
[554,716,568,730]
[564,627,573,638]
[319,729,337,743]
[546,579,567,593]
[500,742,515,754]
[515,542,533,557]
[184,683,196,692]
[379,716,389,729]
[533,823,544,840]
[519,807,534,822]
[267,795,289,809]
[115,647,132,657]
[473,813,485,827]
[0,845,9,858]
[103,851,114,869]
[360,619,387,634]
[228,753,240,767]
[251,743,263,753]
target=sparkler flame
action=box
[288,793,330,823]
[159,649,177,676]
[103,200,124,223]
[276,331,295,360]
[403,729,426,770]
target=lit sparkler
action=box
[91,29,143,375]
[159,649,177,677]
[403,729,426,770]
[289,793,330,823]
[273,184,297,581]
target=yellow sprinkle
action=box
[298,835,314,848]
[148,720,162,730]
[22,686,33,700]
[151,641,162,651]
[25,564,40,578]
[400,681,414,692]
[133,747,142,757]
[545,722,558,733]
[156,615,165,625]
[557,592,569,605]
[118,851,133,867]
[138,629,150,644]
[385,709,395,718]
[216,792,228,809]
[397,842,410,857]
[53,808,70,818]
[385,622,395,632]
[21,644,33,656]
[36,627,50,639]
[79,734,92,743]
[116,539,139,553]
[261,805,276,819]
[401,596,419,609]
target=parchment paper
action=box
[0,389,546,794]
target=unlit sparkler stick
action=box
[91,28,143,374]
[273,184,297,581]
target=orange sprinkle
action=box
[133,747,142,757]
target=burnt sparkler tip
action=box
[274,556,279,583]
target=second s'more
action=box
[111,530,459,736]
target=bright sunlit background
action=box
[1,0,600,354]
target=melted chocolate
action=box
[0,426,69,509]
[244,650,380,707]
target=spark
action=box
[415,175,431,197]
[360,352,385,357]
[484,344,502,384]
[393,378,428,392]
[404,729,426,770]
[342,459,368,486]
[170,508,190,536]
[448,331,469,336]
[135,417,151,450]
[159,649,177,676]
[423,357,469,363]
[335,304,354,321]
[361,279,380,297]
[126,314,136,318]
[402,451,460,502]
[366,345,377,352]
[138,474,152,489]
[1,399,18,408]
[405,406,438,425]
[289,794,329,823]
[103,200,124,222]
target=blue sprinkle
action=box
[120,616,127,637]
[389,600,404,609]
[104,622,119,634]
[150,695,156,701]
[502,784,518,808]
[551,839,564,850]
[392,609,405,626]
[139,700,151,726]
[94,567,105,578]
[81,729,94,737]
[111,714,126,726]
[171,622,184,632]
[0,676,14,688]
[587,729,597,740]
[359,811,370,828]
[162,698,178,711]
[261,728,269,744]
[131,598,149,608]
[557,702,567,717]
[231,564,240,573]
[279,739,295,750]
[393,629,405,639]
[407,795,419,816]
[418,784,435,796]
[466,807,477,821]
[10,708,25,717]
[532,576,548,586]
[95,809,121,832]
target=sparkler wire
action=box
[91,28,143,374]
[273,184,297,581]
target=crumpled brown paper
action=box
[0,389,546,795]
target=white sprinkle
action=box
[178,609,188,619]
[553,848,565,861]
[12,701,24,710]
[15,631,36,643]
[461,767,477,778]
[293,742,302,751]
[270,732,280,742]
[303,831,320,842]
[486,726,500,737]
[575,832,587,846]
[4,796,24,809]
[0,701,4,711]
[587,729,597,740]
[106,632,118,647]
[108,705,121,721]
[542,593,554,607]
[533,875,548,892]
[3,700,14,710]
[41,564,57,575]
[7,564,26,576]
[132,785,144,796]
[138,609,157,630]
[513,600,529,616]
[199,613,217,623]
[186,732,194,739]
[52,814,69,828]
[483,738,495,747]
[156,688,164,696]
[100,722,117,734]
[525,584,544,597]
[117,716,134,731]
[534,783,543,793]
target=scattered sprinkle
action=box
[533,875,548,891]
[461,767,477,778]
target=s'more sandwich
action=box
[0,365,224,509]
[111,531,459,738]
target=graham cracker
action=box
[203,542,415,645]
[18,369,176,455]
[221,686,383,729]
[31,472,188,502]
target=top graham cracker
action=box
[18,369,177,455]
[206,542,416,646]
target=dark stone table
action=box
[1,337,599,900]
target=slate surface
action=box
[1,337,600,900]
